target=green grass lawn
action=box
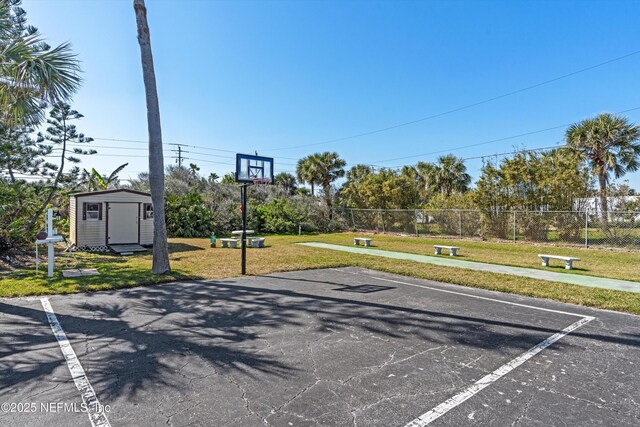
[294,232,640,282]
[1,233,639,315]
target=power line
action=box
[66,144,170,152]
[182,157,234,166]
[91,138,298,161]
[369,125,570,164]
[461,144,564,162]
[260,50,640,152]
[367,105,640,166]
[170,143,300,161]
[378,142,566,171]
[66,141,298,167]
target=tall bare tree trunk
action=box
[598,172,609,232]
[134,0,170,274]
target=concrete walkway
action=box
[298,242,640,293]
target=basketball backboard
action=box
[235,153,274,183]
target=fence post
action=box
[513,211,517,243]
[350,209,356,230]
[458,210,462,239]
[585,209,589,248]
[379,209,385,233]
[414,210,419,236]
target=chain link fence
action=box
[340,208,640,249]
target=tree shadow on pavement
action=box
[1,270,638,403]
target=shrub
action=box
[254,198,305,234]
[165,192,215,238]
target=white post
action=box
[47,208,54,277]
[585,209,589,249]
[47,208,53,235]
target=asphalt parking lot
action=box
[1,267,639,426]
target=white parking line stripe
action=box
[404,316,593,426]
[41,298,111,427]
[335,270,596,426]
[338,269,590,318]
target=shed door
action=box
[108,203,139,245]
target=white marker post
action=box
[35,209,63,277]
[47,208,54,277]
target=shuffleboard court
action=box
[1,267,639,426]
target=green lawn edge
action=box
[1,235,639,315]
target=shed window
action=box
[143,203,154,219]
[84,203,102,221]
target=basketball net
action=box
[251,177,271,189]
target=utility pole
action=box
[170,143,187,167]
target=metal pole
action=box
[458,210,462,239]
[379,209,385,233]
[241,184,248,275]
[585,209,589,248]
[414,210,419,236]
[512,211,517,243]
[351,209,356,230]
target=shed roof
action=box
[71,189,151,198]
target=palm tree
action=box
[314,152,346,219]
[84,163,129,191]
[433,155,471,196]
[207,172,219,184]
[566,113,640,230]
[296,155,321,195]
[0,1,81,126]
[134,0,170,274]
[274,172,297,195]
[415,161,437,201]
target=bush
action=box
[254,198,305,234]
[165,192,215,237]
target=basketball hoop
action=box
[235,153,275,275]
[235,153,274,184]
[251,177,272,187]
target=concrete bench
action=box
[354,237,372,247]
[249,237,265,248]
[538,254,581,270]
[434,245,460,256]
[220,238,240,249]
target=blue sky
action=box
[24,0,640,189]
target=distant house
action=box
[573,196,640,222]
[69,189,154,251]
[574,196,639,213]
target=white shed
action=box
[69,189,154,251]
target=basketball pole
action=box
[241,183,248,275]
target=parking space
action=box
[1,267,639,426]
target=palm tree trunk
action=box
[310,182,314,196]
[324,183,333,220]
[598,172,609,232]
[134,0,170,274]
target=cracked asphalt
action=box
[1,267,639,426]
